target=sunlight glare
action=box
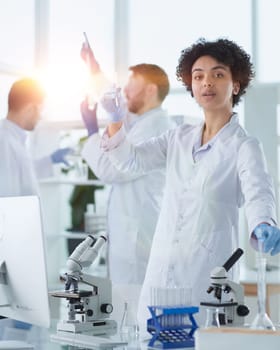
[36,62,90,121]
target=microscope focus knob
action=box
[86,309,94,317]
[236,304,250,317]
[100,303,113,314]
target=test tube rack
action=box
[147,305,199,348]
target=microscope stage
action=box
[50,290,93,299]
[200,301,238,307]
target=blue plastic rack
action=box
[147,305,199,349]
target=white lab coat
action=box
[82,107,175,284]
[0,119,53,197]
[104,114,276,330]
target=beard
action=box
[127,90,146,114]
[128,100,145,114]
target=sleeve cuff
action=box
[249,217,278,235]
[100,125,126,151]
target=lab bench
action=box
[39,178,104,186]
[0,318,158,350]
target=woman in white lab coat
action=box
[100,38,280,331]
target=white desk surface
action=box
[4,267,279,349]
[0,316,155,350]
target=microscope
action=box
[50,234,117,335]
[200,248,249,326]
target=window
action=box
[45,0,115,121]
[0,0,35,69]
[257,0,280,82]
[0,0,35,119]
[129,0,251,116]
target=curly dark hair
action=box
[176,38,255,106]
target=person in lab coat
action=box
[0,77,72,197]
[81,63,175,285]
[97,37,280,331]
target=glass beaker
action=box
[250,254,276,331]
[204,308,220,328]
[120,301,139,340]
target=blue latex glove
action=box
[80,42,100,74]
[80,99,99,136]
[253,223,280,255]
[51,147,73,166]
[100,87,126,123]
[13,320,32,330]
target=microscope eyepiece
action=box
[222,248,244,272]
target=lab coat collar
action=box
[194,112,239,149]
[126,106,166,130]
[139,106,166,118]
[215,112,240,143]
[3,119,28,144]
[126,112,138,129]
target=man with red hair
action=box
[0,77,71,197]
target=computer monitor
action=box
[0,195,50,328]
